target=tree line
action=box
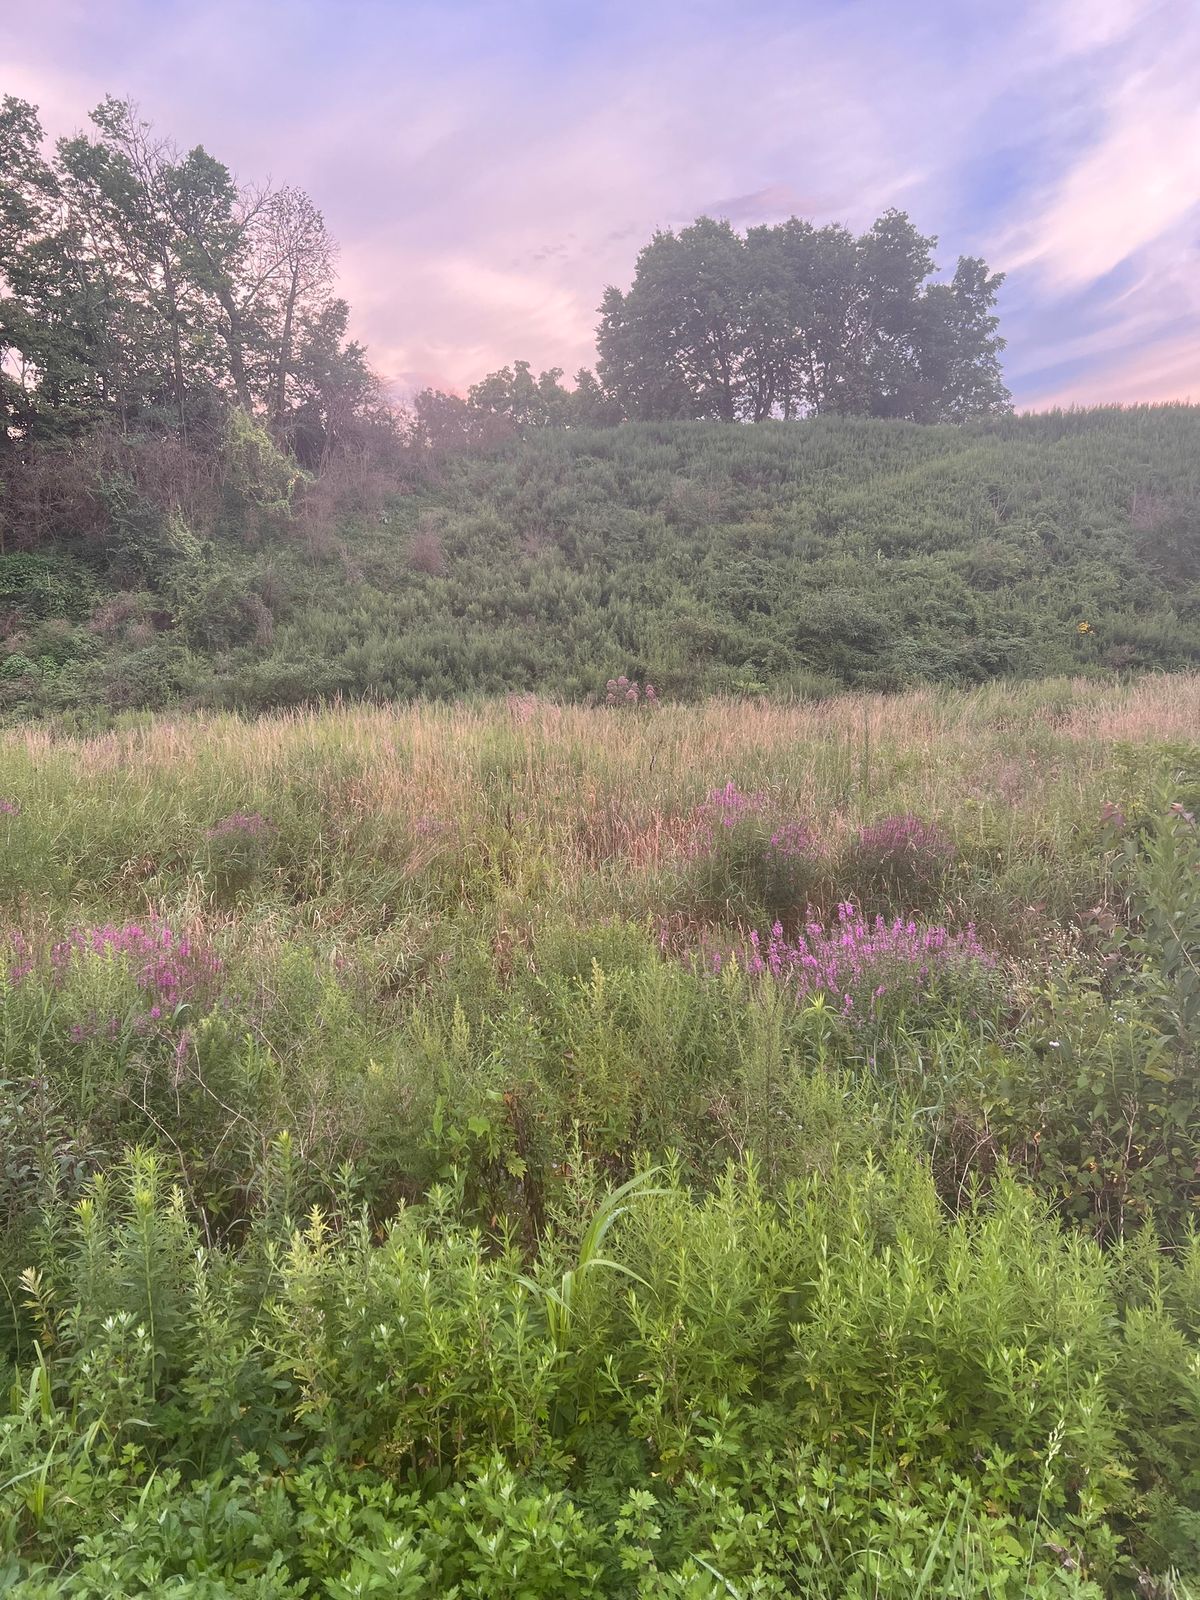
[2,90,1010,484]
[419,213,1010,441]
[1,95,383,468]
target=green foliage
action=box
[0,92,373,455]
[4,1151,1197,1594]
[96,473,203,581]
[0,685,1198,1591]
[219,410,309,539]
[1114,797,1200,1047]
[597,211,1009,423]
[0,556,90,622]
[4,406,1200,713]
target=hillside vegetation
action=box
[3,405,1199,716]
[1,677,1199,1593]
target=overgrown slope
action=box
[3,405,1199,715]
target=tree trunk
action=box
[215,287,252,409]
[272,265,299,431]
[161,254,188,438]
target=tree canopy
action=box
[595,212,1010,424]
[0,94,379,461]
[4,91,1012,455]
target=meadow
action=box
[0,674,1198,1596]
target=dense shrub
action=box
[837,812,955,913]
[4,408,1200,716]
[687,783,824,921]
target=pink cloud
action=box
[8,0,1200,407]
[1024,332,1200,409]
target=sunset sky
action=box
[7,0,1200,410]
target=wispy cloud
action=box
[998,4,1200,287]
[6,0,1200,406]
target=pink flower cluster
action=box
[698,781,767,831]
[7,919,223,1037]
[7,931,33,985]
[767,821,814,859]
[707,902,993,1017]
[205,811,274,842]
[0,798,20,816]
[605,675,657,706]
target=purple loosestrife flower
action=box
[697,782,767,833]
[10,918,223,1032]
[767,821,813,860]
[6,930,33,985]
[843,813,954,912]
[206,811,274,842]
[507,691,539,724]
[704,902,994,1020]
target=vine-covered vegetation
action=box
[1,678,1198,1594]
[4,94,1197,722]
[2,405,1198,717]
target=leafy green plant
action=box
[519,1167,663,1351]
[1113,795,1200,1046]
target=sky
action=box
[6,0,1200,410]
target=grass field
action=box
[1,675,1199,1596]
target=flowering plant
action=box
[689,783,821,920]
[200,810,276,897]
[839,813,953,912]
[5,918,223,1041]
[706,902,996,1024]
[605,675,657,706]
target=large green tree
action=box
[1,94,365,449]
[467,359,574,430]
[1,97,118,439]
[596,210,1010,423]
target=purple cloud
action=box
[6,0,1200,406]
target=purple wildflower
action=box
[205,811,274,842]
[697,782,767,834]
[7,917,223,1034]
[704,902,994,1019]
[767,821,813,860]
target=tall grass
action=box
[0,676,1198,1593]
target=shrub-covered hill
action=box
[3,404,1199,714]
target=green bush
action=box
[7,407,1200,713]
